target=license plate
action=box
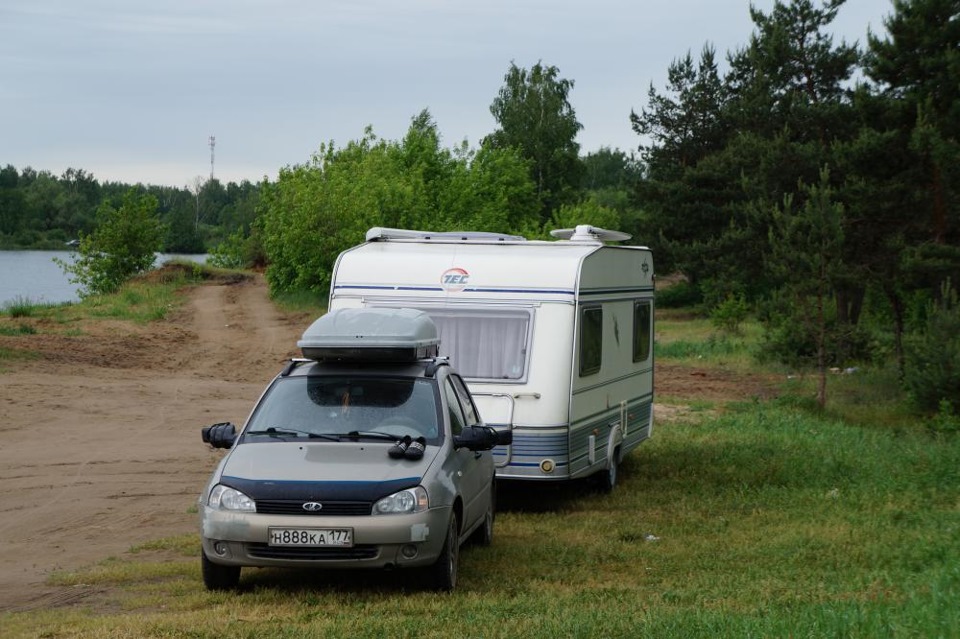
[268,527,353,547]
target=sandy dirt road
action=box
[0,275,306,612]
[0,274,773,612]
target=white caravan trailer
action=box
[328,225,654,490]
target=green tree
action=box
[630,45,732,279]
[57,190,166,296]
[729,0,859,142]
[903,280,960,413]
[865,0,960,270]
[486,61,584,222]
[0,164,26,236]
[257,115,537,296]
[766,168,845,407]
[454,143,539,233]
[632,1,861,310]
[58,168,101,234]
[546,200,621,238]
[582,147,641,191]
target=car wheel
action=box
[427,512,459,591]
[201,551,241,591]
[472,482,495,546]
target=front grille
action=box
[255,500,372,516]
[248,544,379,561]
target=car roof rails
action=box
[280,358,311,377]
[424,356,450,378]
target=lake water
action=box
[0,251,208,307]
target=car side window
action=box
[450,374,480,427]
[443,379,466,436]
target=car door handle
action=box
[474,452,482,460]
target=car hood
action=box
[216,442,438,502]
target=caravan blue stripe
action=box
[333,284,575,296]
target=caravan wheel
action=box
[597,450,619,493]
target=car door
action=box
[442,373,491,533]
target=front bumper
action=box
[200,505,451,570]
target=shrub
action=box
[929,400,960,434]
[208,225,265,270]
[56,190,165,297]
[758,314,878,370]
[903,280,960,414]
[710,294,749,334]
[656,280,702,308]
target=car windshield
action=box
[242,375,441,444]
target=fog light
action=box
[213,541,228,556]
[540,459,556,474]
[400,544,419,559]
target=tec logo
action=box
[441,267,469,292]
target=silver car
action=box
[198,309,507,591]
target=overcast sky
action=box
[2,0,891,188]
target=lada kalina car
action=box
[198,308,509,591]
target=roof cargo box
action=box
[298,308,440,362]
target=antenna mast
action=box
[208,135,216,181]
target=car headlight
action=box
[208,484,256,512]
[373,486,428,515]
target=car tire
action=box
[472,482,495,546]
[202,551,241,591]
[427,512,459,591]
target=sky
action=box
[1,0,892,188]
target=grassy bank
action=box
[0,262,249,366]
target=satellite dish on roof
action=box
[550,225,631,243]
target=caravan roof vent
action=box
[298,308,440,362]
[550,225,631,243]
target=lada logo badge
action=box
[441,267,469,292]
[302,502,323,512]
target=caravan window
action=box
[579,306,603,376]
[633,300,652,362]
[424,309,531,381]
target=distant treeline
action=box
[0,166,260,253]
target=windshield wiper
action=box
[245,427,339,441]
[339,431,402,442]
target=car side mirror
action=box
[201,422,237,449]
[495,429,512,446]
[454,425,505,452]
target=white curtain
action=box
[429,311,529,380]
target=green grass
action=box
[2,404,956,637]
[655,313,766,372]
[1,295,65,318]
[271,288,328,315]
[0,323,36,336]
[0,345,39,366]
[0,262,247,330]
